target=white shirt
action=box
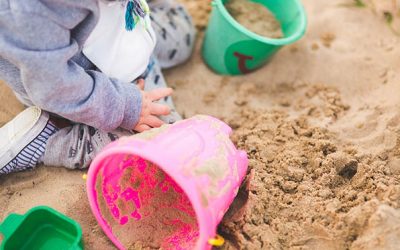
[83,1,157,82]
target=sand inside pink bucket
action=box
[95,155,199,249]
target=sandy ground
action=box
[2,0,400,249]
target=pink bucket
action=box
[86,115,248,249]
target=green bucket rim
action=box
[214,0,308,45]
[0,206,83,249]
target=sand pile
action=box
[218,103,400,249]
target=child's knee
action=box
[169,16,196,65]
[43,125,132,169]
[151,4,196,67]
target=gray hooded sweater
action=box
[0,0,142,131]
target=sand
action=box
[96,157,198,249]
[2,0,400,249]
[181,0,211,31]
[225,0,283,38]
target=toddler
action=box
[0,0,195,174]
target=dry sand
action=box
[2,0,400,249]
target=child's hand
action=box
[133,79,172,132]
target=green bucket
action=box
[0,206,83,250]
[202,0,307,75]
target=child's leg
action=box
[0,107,132,174]
[149,0,196,69]
[141,58,182,124]
[43,123,132,169]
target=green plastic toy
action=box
[0,206,83,250]
[202,0,307,75]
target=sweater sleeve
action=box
[0,5,142,132]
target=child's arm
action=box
[0,1,151,132]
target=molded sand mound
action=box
[217,105,400,249]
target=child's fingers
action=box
[148,88,173,101]
[137,79,145,90]
[150,103,171,116]
[143,115,164,128]
[134,123,152,132]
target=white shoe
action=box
[0,107,58,175]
